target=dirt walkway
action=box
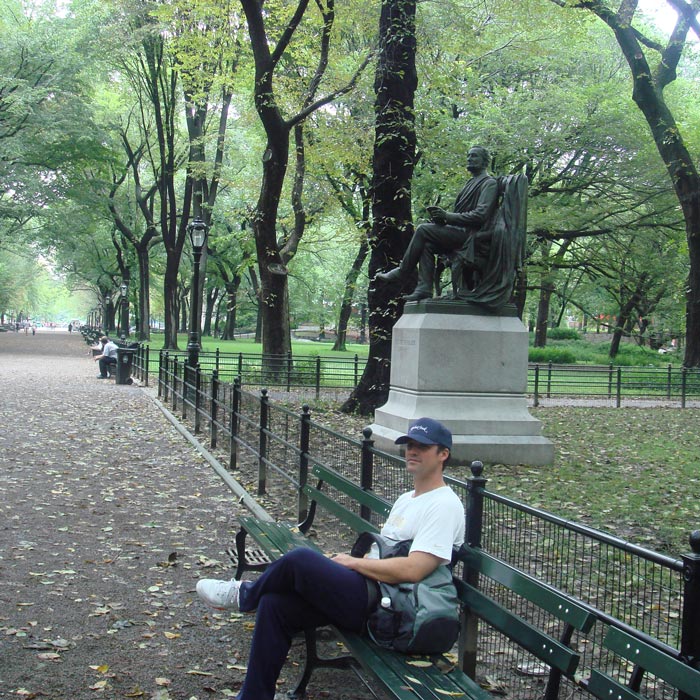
[0,331,362,700]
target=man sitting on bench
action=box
[94,336,118,379]
[196,418,465,700]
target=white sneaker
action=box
[196,578,242,610]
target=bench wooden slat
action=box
[310,463,393,518]
[587,670,645,700]
[303,485,381,534]
[599,627,700,700]
[455,579,581,676]
[463,548,596,632]
[333,632,424,700]
[341,631,493,700]
[239,517,319,558]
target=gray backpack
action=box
[351,532,460,655]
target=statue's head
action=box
[467,146,490,173]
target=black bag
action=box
[351,532,460,655]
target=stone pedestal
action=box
[369,300,553,466]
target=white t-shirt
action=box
[374,486,465,564]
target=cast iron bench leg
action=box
[234,528,248,580]
[288,628,354,699]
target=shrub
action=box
[529,347,577,364]
[547,327,581,341]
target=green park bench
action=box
[588,625,700,700]
[231,462,600,700]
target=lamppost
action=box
[186,218,209,370]
[120,282,129,341]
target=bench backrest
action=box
[300,463,392,535]
[455,545,597,677]
[588,626,700,700]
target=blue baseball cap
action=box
[394,418,452,450]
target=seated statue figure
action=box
[377,146,528,312]
[447,172,528,310]
[376,146,498,301]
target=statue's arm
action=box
[445,178,498,228]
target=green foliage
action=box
[547,327,581,341]
[528,347,577,364]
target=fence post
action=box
[258,388,269,496]
[297,405,311,524]
[616,367,622,408]
[533,364,540,407]
[215,347,220,374]
[182,364,189,420]
[238,352,243,378]
[667,363,672,400]
[287,351,293,393]
[354,354,359,386]
[315,356,321,400]
[461,461,486,679]
[679,531,700,700]
[681,366,687,409]
[172,356,179,412]
[159,351,166,399]
[546,361,552,398]
[608,363,614,399]
[230,376,241,470]
[144,345,150,387]
[193,365,202,434]
[210,370,219,449]
[360,427,375,522]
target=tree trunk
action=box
[333,239,369,351]
[203,286,218,337]
[179,285,189,334]
[136,245,151,341]
[534,282,554,348]
[163,263,180,349]
[222,276,241,341]
[609,302,634,359]
[342,0,417,414]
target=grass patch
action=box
[475,407,700,555]
[146,334,370,359]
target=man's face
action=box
[403,440,449,476]
[467,149,486,172]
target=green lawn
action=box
[146,333,370,359]
[471,406,700,556]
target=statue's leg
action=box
[415,225,469,297]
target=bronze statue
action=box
[376,146,498,300]
[377,146,527,311]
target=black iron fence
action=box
[138,347,700,405]
[154,360,700,700]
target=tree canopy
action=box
[1,0,698,392]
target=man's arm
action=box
[332,550,442,584]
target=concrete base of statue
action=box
[368,300,554,466]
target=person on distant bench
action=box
[94,336,118,378]
[195,418,464,700]
[376,146,498,301]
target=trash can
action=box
[115,347,136,385]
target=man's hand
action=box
[426,206,448,225]
[332,550,441,584]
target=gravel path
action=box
[0,331,368,700]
